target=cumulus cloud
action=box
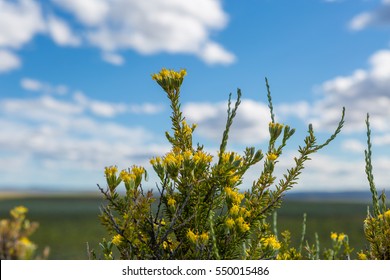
[349,1,390,31]
[46,15,81,46]
[0,0,45,49]
[184,99,271,145]
[306,49,390,134]
[52,0,235,65]
[21,78,69,95]
[0,94,169,188]
[0,0,234,73]
[0,49,21,73]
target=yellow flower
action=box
[163,241,168,250]
[330,232,338,241]
[120,170,135,183]
[358,252,368,260]
[229,204,240,216]
[199,232,209,244]
[150,157,162,166]
[10,206,28,219]
[267,153,278,161]
[167,197,176,207]
[187,229,198,243]
[105,166,118,177]
[131,165,145,177]
[225,218,235,229]
[112,234,123,246]
[337,233,346,242]
[19,237,32,246]
[384,210,390,219]
[263,235,281,250]
[151,68,187,93]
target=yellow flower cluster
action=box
[112,234,124,246]
[120,169,136,183]
[330,232,346,242]
[262,235,281,250]
[186,229,209,244]
[10,206,28,219]
[224,187,251,232]
[167,197,176,207]
[266,153,278,161]
[105,165,118,178]
[150,149,213,170]
[378,209,390,221]
[151,68,187,94]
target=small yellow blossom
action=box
[10,206,28,219]
[163,241,168,250]
[229,204,240,216]
[120,170,135,183]
[263,235,281,250]
[330,232,338,241]
[225,218,235,229]
[338,233,346,242]
[384,210,390,219]
[105,166,118,177]
[187,229,198,243]
[167,197,176,207]
[358,252,368,260]
[199,232,209,243]
[131,165,145,177]
[267,153,278,161]
[112,234,123,246]
[19,237,32,246]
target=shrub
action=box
[94,68,345,260]
[360,114,390,260]
[0,206,49,260]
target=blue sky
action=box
[0,0,390,193]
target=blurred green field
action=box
[0,195,370,259]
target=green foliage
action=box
[94,68,345,260]
[362,113,390,260]
[0,206,49,260]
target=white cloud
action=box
[21,78,69,95]
[198,42,236,65]
[282,49,390,134]
[349,1,390,31]
[0,0,45,49]
[52,0,235,65]
[101,52,125,65]
[341,139,366,153]
[47,15,81,46]
[0,94,169,188]
[0,49,21,73]
[184,99,271,145]
[349,12,373,31]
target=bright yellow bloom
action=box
[150,157,162,166]
[384,210,390,219]
[120,170,135,183]
[330,232,338,241]
[167,197,176,207]
[105,166,118,177]
[151,68,187,93]
[112,234,123,246]
[225,218,235,229]
[131,165,145,177]
[267,153,278,161]
[199,232,209,243]
[229,204,240,216]
[18,237,32,246]
[193,150,213,164]
[263,235,281,250]
[163,241,168,250]
[358,252,368,260]
[338,233,346,242]
[10,206,28,219]
[187,229,198,243]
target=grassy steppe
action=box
[0,195,369,259]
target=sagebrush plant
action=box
[0,206,49,260]
[359,113,390,260]
[94,68,345,260]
